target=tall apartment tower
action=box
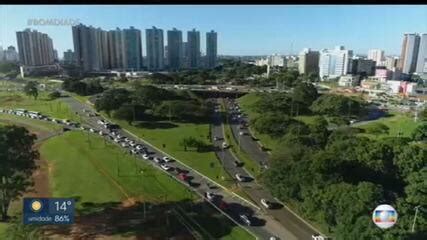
[107,28,125,70]
[298,48,320,74]
[416,33,427,74]
[319,46,353,79]
[399,33,421,74]
[145,26,164,71]
[73,24,102,71]
[123,27,143,71]
[16,29,55,66]
[187,29,201,69]
[206,30,217,69]
[167,28,183,71]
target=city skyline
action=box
[1,5,427,56]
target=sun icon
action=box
[30,200,43,212]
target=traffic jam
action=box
[0,107,272,229]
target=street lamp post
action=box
[411,205,421,232]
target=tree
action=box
[113,104,134,125]
[48,91,61,100]
[364,122,390,135]
[310,94,364,117]
[23,81,38,100]
[420,108,427,121]
[292,82,319,108]
[94,88,131,116]
[411,123,427,142]
[0,126,38,221]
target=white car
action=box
[239,214,251,226]
[124,137,130,142]
[160,164,172,171]
[239,131,245,136]
[114,138,122,143]
[136,145,143,150]
[89,128,95,133]
[97,120,105,125]
[129,141,137,147]
[222,142,228,149]
[153,157,162,164]
[163,156,173,162]
[99,131,105,136]
[261,199,273,209]
[121,142,129,148]
[235,174,245,182]
[130,149,139,154]
[205,192,215,201]
[142,154,150,160]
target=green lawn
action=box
[40,131,192,206]
[39,131,253,239]
[0,114,62,133]
[0,92,79,122]
[109,118,235,188]
[0,223,8,238]
[357,112,423,139]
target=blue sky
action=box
[1,5,427,57]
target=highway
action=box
[59,95,289,240]
[212,98,326,240]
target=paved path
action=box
[60,96,286,240]
[213,98,326,240]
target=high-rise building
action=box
[385,56,400,70]
[123,27,143,71]
[319,46,353,79]
[72,24,103,71]
[415,33,427,74]
[107,28,125,70]
[298,48,320,74]
[145,26,164,71]
[399,33,421,74]
[53,50,58,61]
[206,30,217,69]
[367,49,385,66]
[0,46,18,62]
[167,28,183,71]
[63,49,75,64]
[187,29,201,69]
[351,58,376,77]
[16,29,55,66]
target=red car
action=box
[178,173,190,181]
[219,200,229,210]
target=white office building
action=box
[319,46,353,80]
[416,33,427,74]
[368,49,385,66]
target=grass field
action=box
[0,114,62,133]
[108,118,235,188]
[40,131,192,205]
[39,131,254,239]
[0,223,7,238]
[357,112,422,139]
[0,92,79,122]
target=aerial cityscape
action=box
[0,5,426,240]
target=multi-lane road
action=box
[211,98,325,240]
[60,95,295,239]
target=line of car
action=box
[3,107,279,238]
